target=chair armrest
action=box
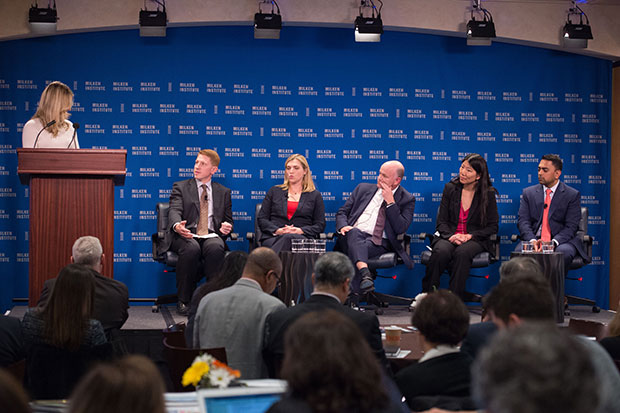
[322,232,336,240]
[510,234,520,242]
[246,232,255,241]
[418,232,435,242]
[229,233,238,241]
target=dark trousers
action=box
[336,228,390,293]
[422,238,484,299]
[261,233,307,253]
[171,236,225,303]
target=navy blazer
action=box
[517,181,587,260]
[335,183,415,269]
[435,180,498,253]
[159,178,233,254]
[257,186,325,241]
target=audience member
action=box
[0,368,30,413]
[395,290,473,411]
[263,251,388,377]
[68,355,165,413]
[0,316,23,368]
[460,256,543,360]
[185,250,248,345]
[38,236,129,334]
[600,298,620,360]
[267,310,405,413]
[473,323,600,413]
[22,264,111,399]
[194,247,285,378]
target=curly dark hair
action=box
[411,290,469,345]
[281,310,388,413]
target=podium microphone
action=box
[33,119,56,148]
[67,122,80,149]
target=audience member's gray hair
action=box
[314,252,355,286]
[473,323,599,413]
[499,256,544,282]
[72,236,103,267]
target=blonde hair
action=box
[278,154,316,192]
[33,81,74,137]
[198,149,220,167]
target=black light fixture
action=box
[563,1,593,49]
[466,0,496,46]
[29,1,58,34]
[140,0,167,37]
[355,0,383,43]
[254,0,282,39]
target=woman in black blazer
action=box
[422,153,498,300]
[258,154,325,253]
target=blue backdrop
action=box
[0,26,611,312]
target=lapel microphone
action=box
[33,119,56,148]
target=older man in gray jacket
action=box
[194,247,285,379]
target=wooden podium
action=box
[17,148,127,305]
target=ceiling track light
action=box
[562,1,593,49]
[355,0,384,43]
[254,0,282,39]
[466,0,496,46]
[29,1,58,34]
[140,0,167,37]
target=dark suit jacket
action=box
[517,181,587,260]
[600,336,620,360]
[435,180,498,253]
[459,321,497,360]
[37,271,129,332]
[258,186,325,242]
[335,183,415,268]
[0,315,24,367]
[159,178,233,255]
[263,294,389,377]
[395,352,473,409]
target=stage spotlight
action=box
[355,0,383,43]
[140,1,167,37]
[254,0,282,39]
[29,2,58,34]
[466,0,496,46]
[562,1,593,48]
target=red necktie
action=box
[541,188,552,242]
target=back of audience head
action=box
[71,236,104,272]
[0,369,30,413]
[41,264,96,350]
[208,250,248,291]
[242,247,282,293]
[312,252,354,301]
[486,275,555,328]
[473,323,599,413]
[607,299,620,337]
[499,256,543,282]
[281,310,388,413]
[412,290,469,346]
[68,355,165,413]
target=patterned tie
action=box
[541,188,552,242]
[197,184,209,236]
[371,201,387,246]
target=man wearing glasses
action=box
[193,247,285,379]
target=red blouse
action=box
[456,204,469,234]
[287,201,299,220]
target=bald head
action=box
[383,160,404,178]
[378,160,404,190]
[242,247,282,293]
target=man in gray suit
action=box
[194,247,285,379]
[161,149,233,315]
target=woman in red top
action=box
[422,154,498,301]
[257,154,325,253]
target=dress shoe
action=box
[176,301,189,316]
[462,292,482,303]
[360,275,375,293]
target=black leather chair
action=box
[511,206,597,313]
[419,208,500,302]
[151,202,237,312]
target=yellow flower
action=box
[182,361,210,387]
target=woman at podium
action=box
[257,154,325,253]
[421,153,499,301]
[22,81,79,149]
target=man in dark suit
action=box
[516,154,589,275]
[336,160,415,293]
[162,149,233,315]
[38,236,129,334]
[263,251,389,378]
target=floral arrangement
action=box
[182,353,241,389]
